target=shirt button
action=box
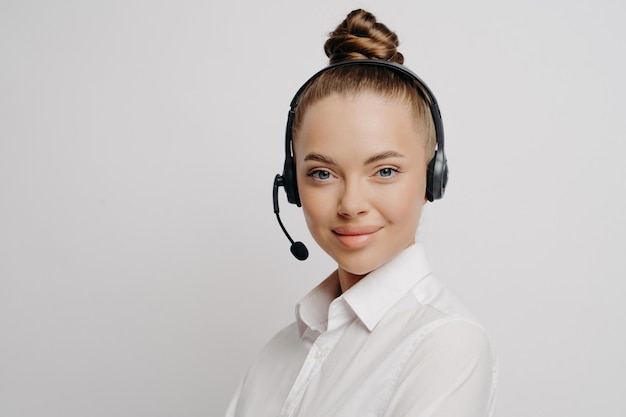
[315,348,325,359]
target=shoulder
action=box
[395,274,498,404]
[250,321,302,365]
[410,273,476,318]
[236,322,305,413]
[415,317,495,364]
[381,271,497,383]
[405,273,496,373]
[387,318,498,416]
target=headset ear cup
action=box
[426,150,448,201]
[283,156,301,207]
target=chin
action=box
[334,251,389,277]
[339,264,376,277]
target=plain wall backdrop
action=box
[1,0,625,416]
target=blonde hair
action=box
[292,9,436,160]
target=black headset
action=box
[273,59,448,260]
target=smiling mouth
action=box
[332,226,382,249]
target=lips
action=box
[332,225,382,249]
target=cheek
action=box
[384,192,424,224]
[300,191,328,229]
[380,175,426,220]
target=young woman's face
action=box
[294,92,428,281]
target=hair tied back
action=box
[324,9,404,65]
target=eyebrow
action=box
[303,151,405,166]
[304,153,337,165]
[364,151,405,165]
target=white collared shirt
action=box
[226,244,497,417]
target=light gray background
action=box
[1,0,624,416]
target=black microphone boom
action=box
[273,175,309,261]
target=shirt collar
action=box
[296,243,432,335]
[295,270,342,336]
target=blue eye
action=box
[308,169,332,180]
[377,167,398,178]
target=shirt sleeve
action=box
[383,319,497,417]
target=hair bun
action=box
[324,9,404,65]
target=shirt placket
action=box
[279,300,353,417]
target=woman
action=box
[226,9,497,417]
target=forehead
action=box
[294,92,419,140]
[295,92,422,157]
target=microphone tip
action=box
[290,241,309,261]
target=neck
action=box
[338,268,366,294]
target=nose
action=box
[337,179,369,218]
